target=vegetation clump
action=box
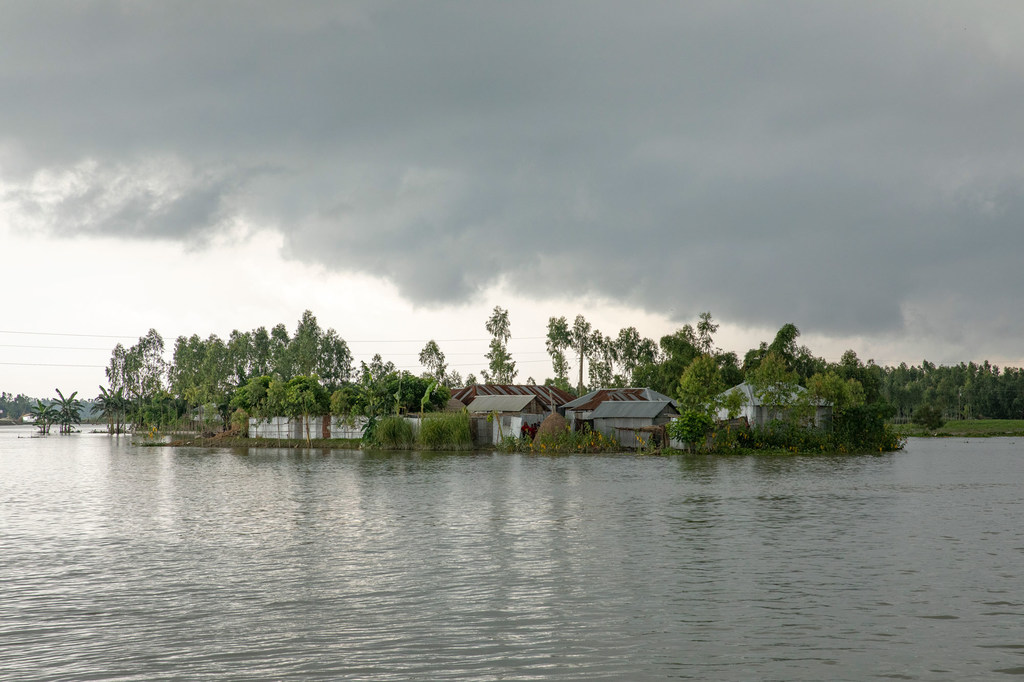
[365,415,415,450]
[418,411,473,451]
[912,404,945,431]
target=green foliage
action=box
[666,410,714,452]
[418,411,473,451]
[747,351,800,419]
[721,389,747,420]
[806,371,866,415]
[704,401,903,454]
[29,400,59,434]
[53,388,83,434]
[230,408,249,435]
[231,375,273,418]
[529,424,618,454]
[483,306,517,383]
[912,404,945,430]
[368,415,415,449]
[676,355,725,416]
[418,340,448,384]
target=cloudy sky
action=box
[3,1,1023,398]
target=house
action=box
[591,400,679,449]
[465,394,548,446]
[450,384,574,413]
[561,387,676,430]
[715,382,831,427]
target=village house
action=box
[591,400,680,449]
[561,387,676,430]
[715,382,832,428]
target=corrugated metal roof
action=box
[718,382,826,406]
[591,400,679,419]
[466,395,538,413]
[451,384,574,407]
[563,387,676,412]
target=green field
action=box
[898,419,1024,438]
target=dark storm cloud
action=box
[3,1,1024,352]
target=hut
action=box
[465,394,549,445]
[714,382,831,427]
[561,387,676,430]
[591,400,679,449]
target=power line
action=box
[0,344,114,351]
[0,330,136,339]
[0,362,106,368]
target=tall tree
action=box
[569,315,593,393]
[696,312,719,357]
[317,327,353,391]
[418,340,448,385]
[545,317,572,386]
[290,310,323,377]
[612,326,658,386]
[483,306,517,383]
[587,332,615,389]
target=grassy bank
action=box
[898,419,1024,438]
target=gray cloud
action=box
[3,1,1024,357]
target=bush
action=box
[529,423,619,454]
[666,410,714,452]
[912,404,945,430]
[368,415,415,449]
[419,411,473,451]
[230,408,249,436]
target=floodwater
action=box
[1,426,1023,680]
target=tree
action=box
[271,375,329,446]
[612,327,657,386]
[587,332,615,388]
[269,323,292,379]
[696,312,719,356]
[483,306,517,383]
[746,351,800,422]
[28,400,59,434]
[290,310,323,377]
[53,388,83,434]
[676,355,725,417]
[569,315,593,393]
[545,317,572,386]
[806,371,865,417]
[419,340,448,384]
[316,327,353,391]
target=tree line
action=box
[6,307,1021,434]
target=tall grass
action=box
[419,411,473,451]
[371,415,415,449]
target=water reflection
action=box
[1,431,1023,680]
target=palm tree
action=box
[95,386,117,434]
[29,400,59,434]
[54,388,83,434]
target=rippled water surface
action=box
[2,427,1023,680]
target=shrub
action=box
[230,408,249,436]
[529,423,619,454]
[666,410,714,452]
[419,411,473,451]
[912,404,945,430]
[369,415,415,449]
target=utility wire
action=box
[0,362,106,368]
[0,330,137,339]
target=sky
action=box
[3,1,1024,399]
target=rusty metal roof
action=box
[450,384,574,408]
[563,387,676,412]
